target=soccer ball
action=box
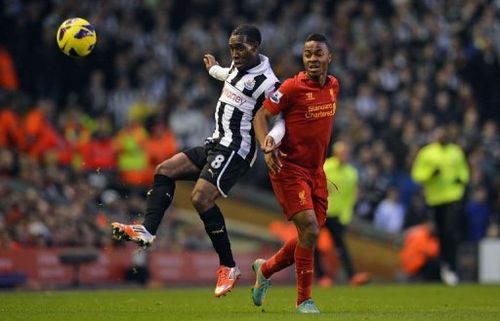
[56,18,96,57]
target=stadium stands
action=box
[0,1,499,284]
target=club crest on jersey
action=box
[305,92,315,100]
[298,190,307,205]
[244,78,256,90]
[270,90,283,103]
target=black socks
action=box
[199,205,235,267]
[143,174,175,235]
[142,175,235,268]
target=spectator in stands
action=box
[464,186,491,243]
[0,46,18,91]
[373,187,406,234]
[57,108,93,167]
[0,97,24,150]
[144,115,177,172]
[80,130,117,172]
[0,0,498,260]
[113,119,151,187]
[23,98,59,162]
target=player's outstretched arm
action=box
[204,54,231,81]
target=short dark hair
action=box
[231,25,261,45]
[305,33,331,51]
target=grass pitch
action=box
[1,284,499,321]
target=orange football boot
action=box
[214,265,242,297]
[111,222,155,248]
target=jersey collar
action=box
[299,71,332,87]
[235,54,270,74]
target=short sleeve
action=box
[263,79,294,115]
[262,80,279,98]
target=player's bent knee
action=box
[155,153,200,180]
[155,160,173,176]
[191,189,214,213]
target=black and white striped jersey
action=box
[207,54,280,166]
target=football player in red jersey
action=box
[251,33,339,314]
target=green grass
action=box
[1,284,499,320]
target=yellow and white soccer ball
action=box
[56,18,96,57]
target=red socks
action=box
[261,238,315,306]
[294,244,314,305]
[261,237,297,279]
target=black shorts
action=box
[183,143,250,197]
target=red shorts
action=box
[269,161,328,226]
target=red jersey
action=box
[263,71,339,168]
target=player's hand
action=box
[262,136,286,174]
[264,149,287,175]
[203,54,219,71]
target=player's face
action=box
[303,41,332,80]
[228,35,258,70]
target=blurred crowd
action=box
[0,0,499,249]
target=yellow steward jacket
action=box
[411,142,469,206]
[324,157,358,225]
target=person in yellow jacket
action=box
[411,127,469,286]
[317,141,371,287]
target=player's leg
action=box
[191,146,249,297]
[292,209,321,313]
[293,173,327,313]
[192,178,236,267]
[259,169,304,281]
[253,174,301,303]
[252,236,297,306]
[253,169,319,309]
[192,178,241,297]
[112,150,202,247]
[260,237,297,278]
[142,151,201,234]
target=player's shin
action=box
[295,244,315,306]
[142,174,176,235]
[199,205,235,267]
[261,237,297,278]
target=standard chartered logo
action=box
[305,102,336,119]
